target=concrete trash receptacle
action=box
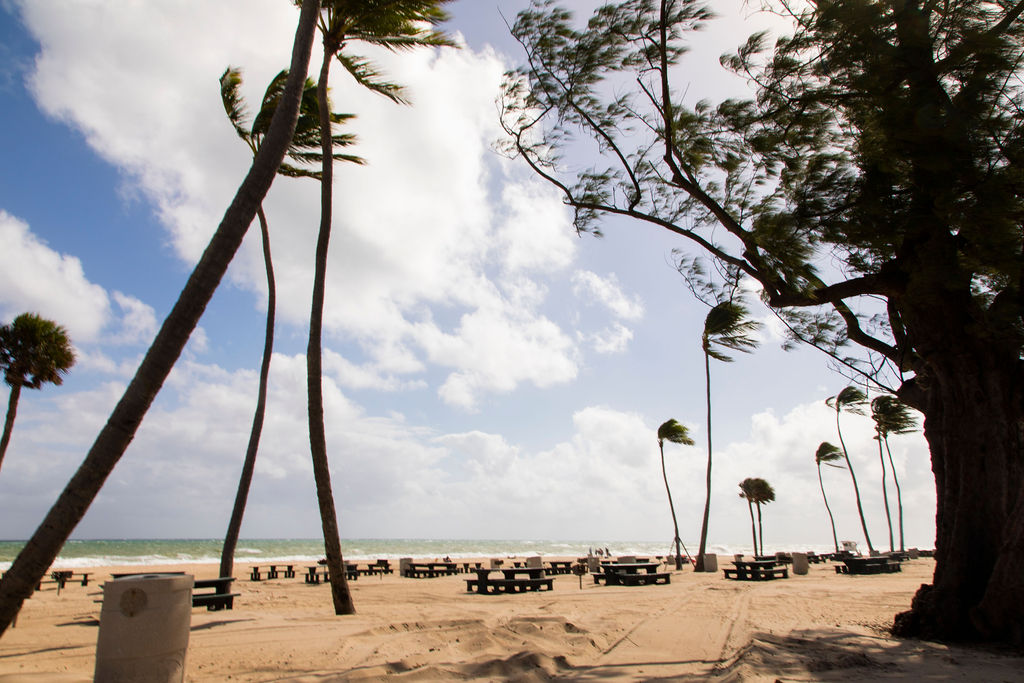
[94,573,194,683]
[700,553,718,572]
[791,552,809,575]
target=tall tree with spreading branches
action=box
[815,441,844,555]
[500,0,1024,643]
[0,313,75,473]
[216,66,361,580]
[657,418,695,569]
[695,298,760,571]
[0,0,322,637]
[303,0,455,615]
[871,393,919,553]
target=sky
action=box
[0,0,935,552]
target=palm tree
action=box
[657,419,694,570]
[739,477,774,556]
[305,0,455,615]
[826,386,874,554]
[0,0,322,636]
[0,313,75,473]
[815,442,844,554]
[738,478,760,555]
[695,300,760,571]
[871,394,918,552]
[217,66,361,580]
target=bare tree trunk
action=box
[659,442,683,570]
[0,0,321,637]
[878,439,894,552]
[746,500,757,556]
[817,464,840,554]
[220,206,275,579]
[836,406,874,553]
[308,39,354,615]
[0,384,21,474]
[695,351,712,572]
[883,438,905,552]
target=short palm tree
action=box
[871,394,917,552]
[696,300,760,571]
[305,0,455,615]
[657,419,694,570]
[738,478,761,555]
[0,313,75,474]
[742,477,775,555]
[217,66,361,580]
[826,386,874,554]
[0,0,322,636]
[815,442,844,554]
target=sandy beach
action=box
[1,556,1022,681]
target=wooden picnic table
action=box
[723,560,788,581]
[595,562,670,586]
[403,561,458,578]
[545,560,574,575]
[835,556,902,574]
[465,566,553,594]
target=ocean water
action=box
[0,538,838,570]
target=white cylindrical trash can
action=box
[94,573,194,683]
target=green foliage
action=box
[502,0,1024,394]
[219,67,363,176]
[312,0,456,104]
[815,441,844,468]
[738,476,775,505]
[657,418,694,447]
[0,313,75,390]
[826,385,868,414]
[702,300,761,362]
[871,394,918,438]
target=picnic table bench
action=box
[359,560,393,576]
[545,560,574,575]
[50,570,92,589]
[465,566,553,594]
[250,564,296,581]
[835,556,902,574]
[593,562,671,586]
[192,577,239,611]
[305,564,360,584]
[723,560,788,581]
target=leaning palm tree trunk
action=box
[746,499,758,556]
[883,437,905,552]
[836,405,874,553]
[878,438,894,552]
[0,0,321,637]
[756,502,764,556]
[695,351,712,572]
[220,206,276,579]
[0,384,21,472]
[659,441,684,570]
[817,463,840,554]
[308,39,354,615]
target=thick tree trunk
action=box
[893,350,1024,646]
[659,443,683,570]
[309,41,354,615]
[0,0,321,638]
[695,351,712,572]
[220,206,275,579]
[0,383,21,474]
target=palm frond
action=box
[336,53,409,104]
[219,67,253,146]
[871,394,918,436]
[826,385,867,414]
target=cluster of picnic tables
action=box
[722,551,908,581]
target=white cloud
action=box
[572,270,644,320]
[0,210,110,341]
[588,322,634,354]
